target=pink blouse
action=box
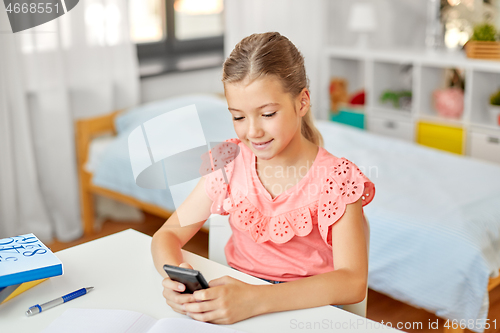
[201,138,375,282]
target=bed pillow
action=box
[115,94,236,143]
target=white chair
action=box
[208,214,370,317]
[208,214,233,267]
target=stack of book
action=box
[0,233,63,304]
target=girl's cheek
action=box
[234,123,245,135]
[233,127,245,140]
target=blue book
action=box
[0,233,63,288]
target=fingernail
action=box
[177,284,184,291]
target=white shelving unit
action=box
[321,47,500,165]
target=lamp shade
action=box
[348,3,377,32]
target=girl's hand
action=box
[161,262,197,315]
[183,275,262,325]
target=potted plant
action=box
[380,90,412,111]
[489,89,500,126]
[465,23,500,60]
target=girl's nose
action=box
[248,120,264,138]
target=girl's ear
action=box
[297,88,311,117]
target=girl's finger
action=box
[184,296,218,314]
[165,299,187,314]
[163,288,197,305]
[179,262,194,270]
[163,279,185,292]
[187,309,220,323]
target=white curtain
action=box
[0,0,139,242]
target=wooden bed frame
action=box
[75,110,182,235]
[76,111,500,333]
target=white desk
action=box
[1,229,402,332]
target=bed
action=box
[76,94,500,333]
[77,94,232,235]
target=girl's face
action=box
[225,76,310,161]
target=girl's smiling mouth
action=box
[251,139,274,150]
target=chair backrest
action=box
[208,214,233,267]
[208,214,370,318]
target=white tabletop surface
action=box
[0,229,403,332]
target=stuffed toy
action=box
[329,78,349,112]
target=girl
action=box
[151,32,375,325]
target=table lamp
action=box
[348,2,377,49]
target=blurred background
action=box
[2,0,499,242]
[2,1,500,331]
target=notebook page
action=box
[148,317,245,333]
[39,309,157,333]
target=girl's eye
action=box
[233,112,276,121]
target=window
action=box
[129,0,165,44]
[129,0,224,76]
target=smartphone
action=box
[163,264,209,294]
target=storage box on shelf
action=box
[367,113,415,142]
[469,127,500,164]
[330,107,365,129]
[417,121,464,155]
[322,47,500,165]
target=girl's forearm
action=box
[151,230,184,278]
[253,269,367,316]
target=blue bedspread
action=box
[315,121,500,332]
[93,96,500,332]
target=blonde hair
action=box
[222,32,324,147]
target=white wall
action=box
[327,0,427,50]
[140,67,224,103]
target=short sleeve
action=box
[200,139,240,215]
[317,157,375,248]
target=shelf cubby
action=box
[372,61,413,115]
[328,57,365,97]
[323,47,500,164]
[470,70,500,128]
[418,65,466,122]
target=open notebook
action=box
[40,309,245,333]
